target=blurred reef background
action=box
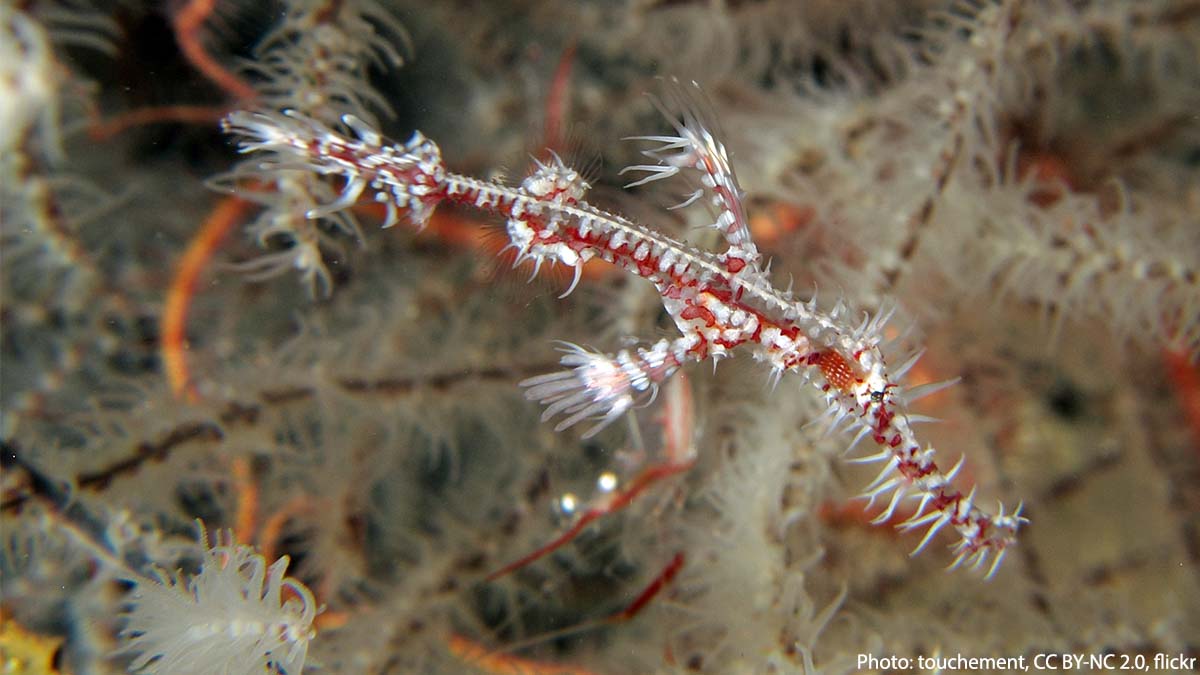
[2,1,1198,673]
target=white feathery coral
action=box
[120,524,317,675]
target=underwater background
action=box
[2,1,1199,673]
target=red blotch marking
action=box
[680,303,717,327]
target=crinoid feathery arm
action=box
[222,79,1025,576]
